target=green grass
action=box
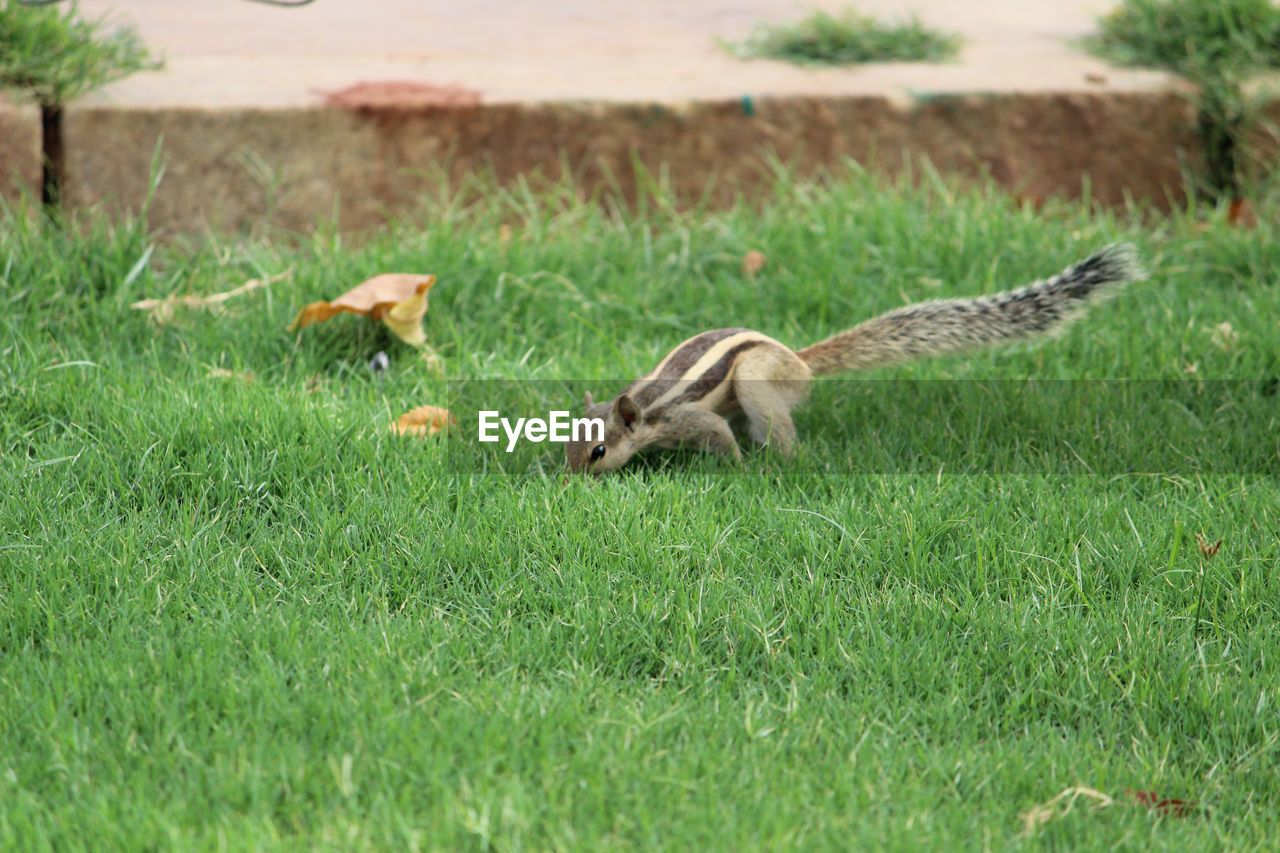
[3,166,1280,850]
[726,7,961,66]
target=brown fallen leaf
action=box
[1127,789,1199,817]
[132,268,290,325]
[390,405,456,437]
[1196,533,1222,559]
[742,250,767,279]
[1014,191,1046,211]
[289,273,437,347]
[1019,786,1115,835]
[1227,198,1258,228]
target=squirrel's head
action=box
[564,392,644,476]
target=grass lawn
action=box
[2,166,1278,850]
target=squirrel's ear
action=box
[584,391,595,409]
[615,394,641,430]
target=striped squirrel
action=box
[565,244,1143,475]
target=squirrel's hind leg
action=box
[733,348,811,456]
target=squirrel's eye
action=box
[590,444,607,462]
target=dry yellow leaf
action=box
[382,286,432,347]
[289,273,437,347]
[390,405,456,437]
[742,250,767,279]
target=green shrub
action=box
[727,7,962,66]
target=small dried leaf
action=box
[1127,789,1199,817]
[1014,192,1046,211]
[289,274,437,347]
[742,250,767,279]
[1227,198,1257,228]
[390,405,456,437]
[1209,322,1237,352]
[1195,533,1222,559]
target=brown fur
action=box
[565,244,1144,475]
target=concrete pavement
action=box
[1,1,1205,231]
[71,0,1173,107]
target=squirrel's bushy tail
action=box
[796,243,1144,376]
